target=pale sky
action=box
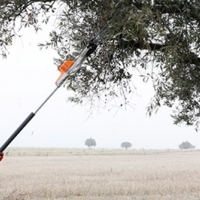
[0,21,199,150]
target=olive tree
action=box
[121,142,132,150]
[85,137,96,149]
[1,0,200,129]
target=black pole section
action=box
[0,112,35,152]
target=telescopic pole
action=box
[0,39,99,161]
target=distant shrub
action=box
[179,141,195,149]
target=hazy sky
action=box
[0,21,199,150]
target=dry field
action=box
[1,148,200,200]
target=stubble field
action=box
[1,148,200,200]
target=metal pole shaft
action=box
[34,86,59,114]
[0,112,35,152]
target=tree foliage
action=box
[0,0,57,57]
[85,137,96,148]
[179,141,195,149]
[1,0,200,129]
[121,141,132,150]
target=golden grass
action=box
[1,149,200,200]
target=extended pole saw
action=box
[0,36,101,161]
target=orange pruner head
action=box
[0,152,3,162]
[56,60,75,83]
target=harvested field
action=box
[1,148,200,200]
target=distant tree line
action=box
[84,138,197,150]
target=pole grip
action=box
[0,112,35,152]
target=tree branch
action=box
[118,39,165,51]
